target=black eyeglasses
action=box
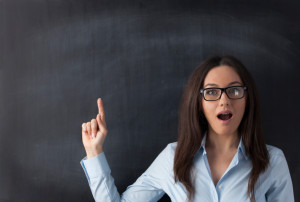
[200,86,247,101]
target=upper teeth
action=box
[222,113,230,115]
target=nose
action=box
[219,91,230,106]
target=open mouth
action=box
[217,113,233,121]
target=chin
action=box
[211,127,237,136]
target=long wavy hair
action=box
[173,56,270,201]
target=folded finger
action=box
[91,119,97,138]
[86,122,91,137]
[82,123,88,136]
[82,123,86,131]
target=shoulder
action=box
[154,142,177,166]
[144,142,178,174]
[266,144,284,157]
[163,142,178,157]
[166,142,178,151]
[263,144,294,200]
[266,144,283,154]
[266,144,290,172]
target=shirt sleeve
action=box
[80,145,172,202]
[265,149,294,202]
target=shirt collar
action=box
[198,132,249,160]
[199,132,207,155]
[237,137,248,160]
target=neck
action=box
[206,129,240,153]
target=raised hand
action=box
[82,98,108,159]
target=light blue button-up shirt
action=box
[80,135,294,202]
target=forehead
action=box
[203,65,242,86]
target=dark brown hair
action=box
[173,56,270,201]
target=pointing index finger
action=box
[97,98,105,117]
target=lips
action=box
[217,110,233,121]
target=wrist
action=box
[86,148,103,159]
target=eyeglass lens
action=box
[204,87,244,100]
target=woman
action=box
[80,56,294,202]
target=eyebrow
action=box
[204,81,242,88]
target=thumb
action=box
[95,130,106,147]
[96,114,106,131]
[96,130,103,140]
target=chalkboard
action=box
[0,0,299,201]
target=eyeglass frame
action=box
[200,86,247,101]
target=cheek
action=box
[235,100,246,119]
[202,102,216,120]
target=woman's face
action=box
[201,65,246,136]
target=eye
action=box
[228,87,241,95]
[206,89,218,95]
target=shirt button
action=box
[218,185,222,189]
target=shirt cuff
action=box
[80,152,111,179]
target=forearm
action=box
[81,153,121,202]
[89,171,121,201]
